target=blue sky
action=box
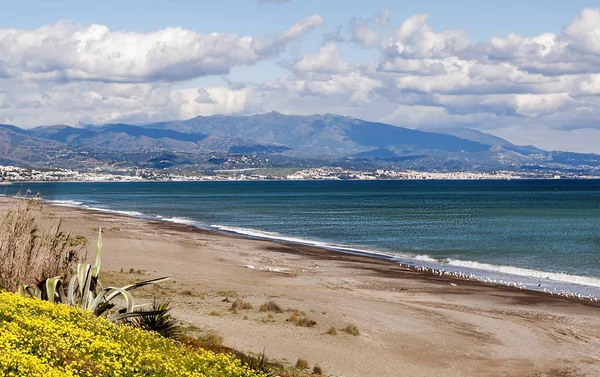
[1,0,600,152]
[2,0,597,36]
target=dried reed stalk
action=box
[0,198,87,291]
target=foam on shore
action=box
[30,196,600,298]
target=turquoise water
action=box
[8,180,600,292]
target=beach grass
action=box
[0,198,87,291]
[259,301,283,313]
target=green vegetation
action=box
[16,225,170,324]
[0,292,261,377]
[0,198,325,377]
[125,298,180,339]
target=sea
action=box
[5,179,600,296]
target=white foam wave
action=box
[165,217,197,226]
[41,199,600,293]
[85,207,144,217]
[446,259,600,288]
[212,225,399,259]
[46,199,83,207]
[414,255,439,263]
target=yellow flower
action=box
[0,292,262,377]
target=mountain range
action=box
[0,112,599,174]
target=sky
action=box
[1,0,600,153]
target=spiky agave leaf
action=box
[90,287,135,317]
[91,227,102,278]
[44,277,62,304]
[13,225,172,323]
[126,299,181,339]
[18,285,41,299]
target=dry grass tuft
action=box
[197,332,224,348]
[342,324,360,336]
[326,327,337,335]
[312,365,323,375]
[0,198,87,291]
[230,298,253,311]
[295,358,309,370]
[260,301,283,313]
[288,314,317,327]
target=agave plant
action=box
[126,298,180,339]
[17,227,170,322]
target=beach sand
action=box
[1,197,599,377]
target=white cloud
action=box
[4,8,600,153]
[563,8,600,54]
[293,44,347,74]
[373,10,391,26]
[350,18,380,48]
[0,16,323,83]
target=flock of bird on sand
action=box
[401,264,599,303]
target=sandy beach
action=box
[1,196,599,377]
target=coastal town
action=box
[1,164,598,183]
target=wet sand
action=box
[1,197,599,377]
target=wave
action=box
[211,225,399,259]
[445,259,600,288]
[212,225,600,291]
[46,199,84,207]
[164,217,198,226]
[84,206,145,218]
[36,197,600,294]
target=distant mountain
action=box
[0,125,64,166]
[0,113,599,174]
[144,112,491,156]
[427,127,514,147]
[427,127,542,155]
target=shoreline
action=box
[1,196,600,376]
[3,176,600,185]
[5,194,600,305]
[152,219,600,309]
[16,192,600,300]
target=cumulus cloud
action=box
[293,44,347,74]
[348,10,392,48]
[4,8,600,153]
[0,16,323,83]
[350,18,380,48]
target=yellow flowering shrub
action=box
[0,292,262,377]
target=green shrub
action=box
[16,227,170,323]
[126,298,180,339]
[0,292,260,376]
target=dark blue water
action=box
[7,180,600,290]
